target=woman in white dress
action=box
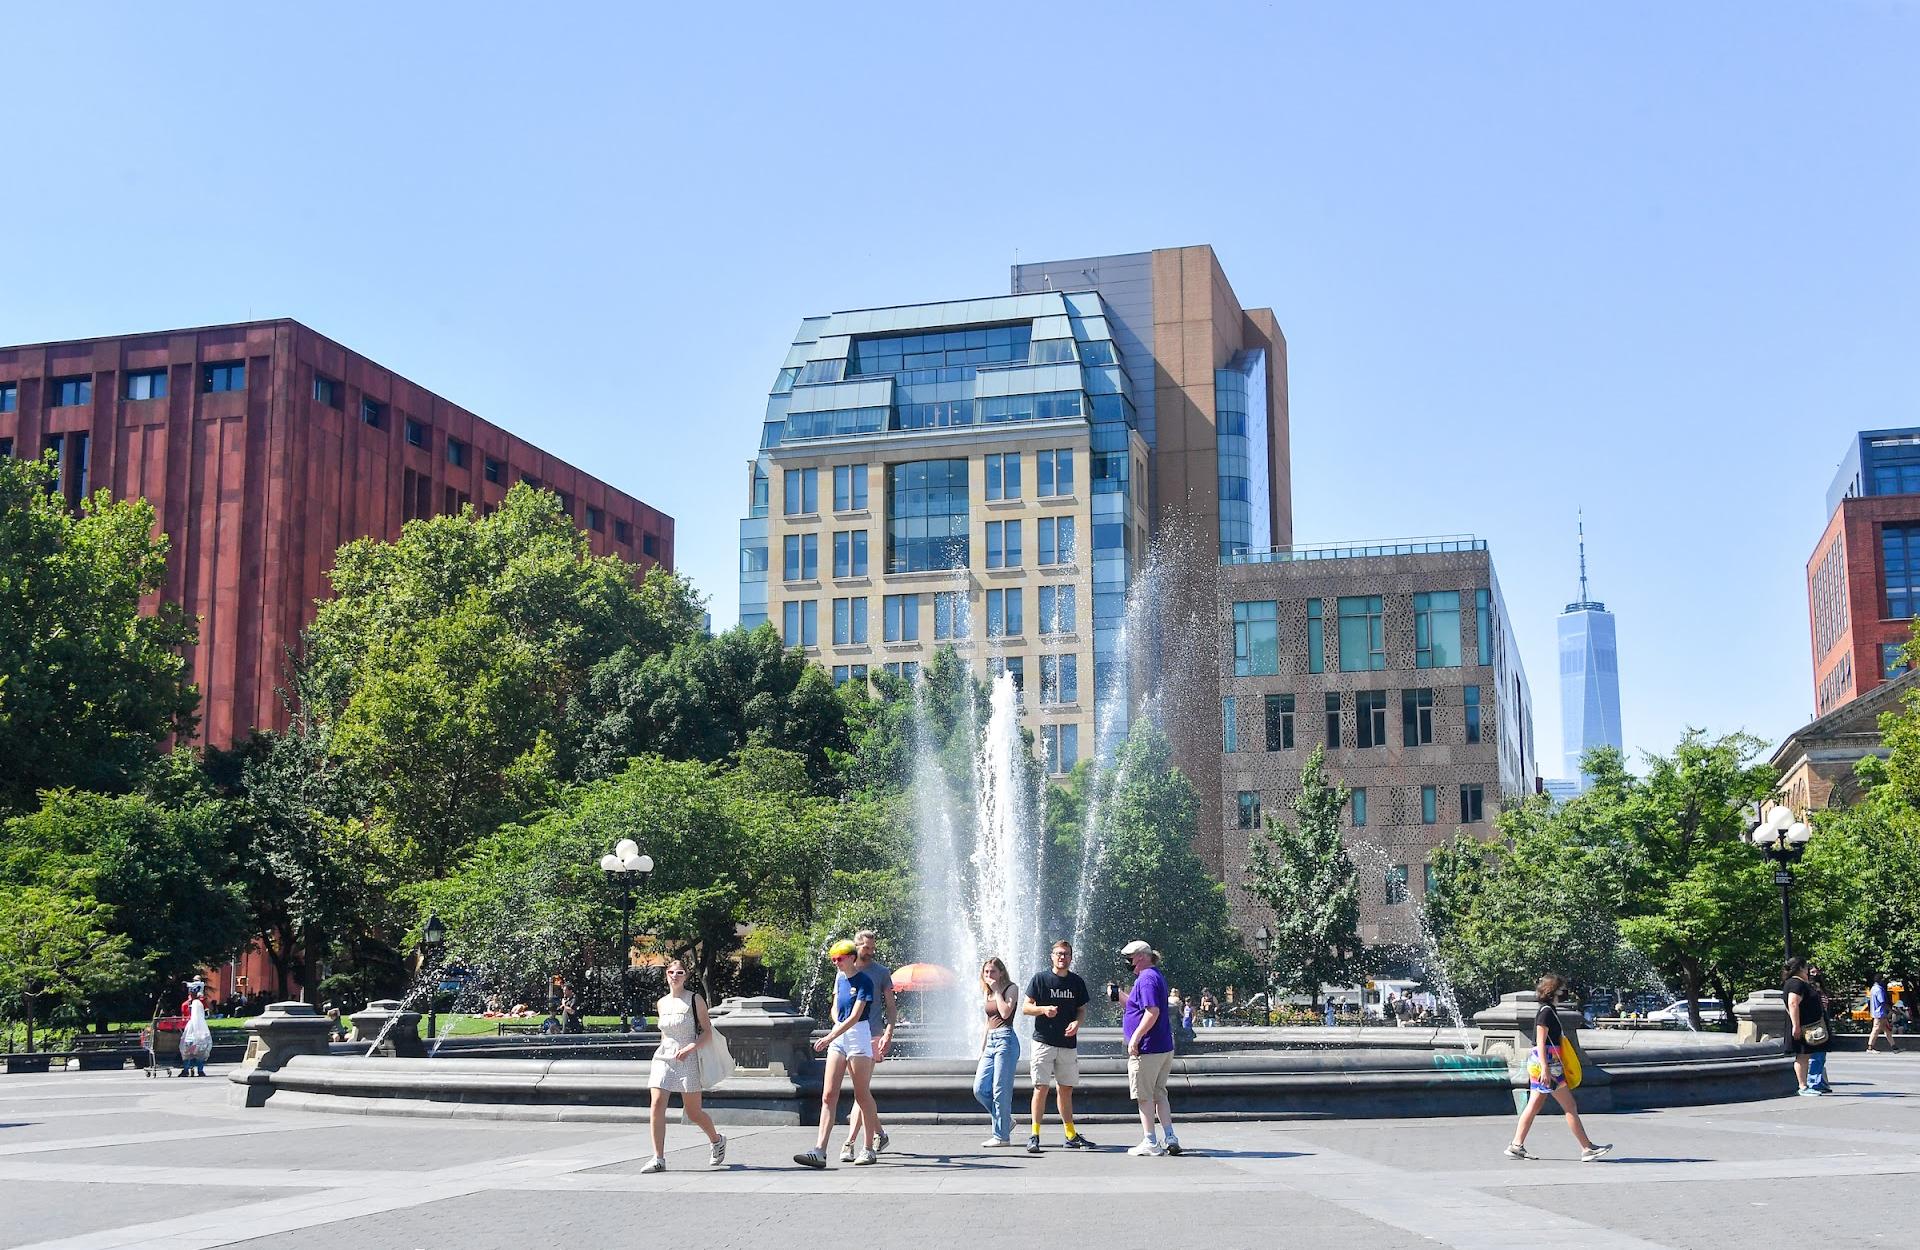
[642,960,726,1173]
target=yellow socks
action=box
[1064,1121,1078,1139]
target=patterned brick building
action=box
[0,319,674,748]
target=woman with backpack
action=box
[1505,973,1612,1162]
[640,960,726,1173]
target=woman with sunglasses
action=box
[794,939,883,1168]
[640,960,726,1173]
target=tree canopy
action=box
[1243,746,1362,1005]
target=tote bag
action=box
[1562,1039,1583,1089]
[693,996,736,1088]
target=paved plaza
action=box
[2,1056,1917,1250]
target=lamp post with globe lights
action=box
[419,913,448,1042]
[1748,805,1812,960]
[598,840,653,1032]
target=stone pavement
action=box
[2,1054,1917,1250]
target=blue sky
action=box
[4,3,1916,772]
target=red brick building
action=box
[0,319,674,748]
[1807,494,1920,717]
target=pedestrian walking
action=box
[1505,973,1612,1162]
[178,981,212,1077]
[841,930,896,1161]
[973,956,1021,1146]
[1121,941,1180,1157]
[639,960,726,1174]
[794,940,883,1169]
[1022,939,1095,1153]
[1868,974,1897,1053]
[1785,958,1832,1095]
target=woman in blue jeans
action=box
[974,957,1021,1146]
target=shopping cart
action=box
[142,1014,184,1078]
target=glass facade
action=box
[1413,592,1461,668]
[1338,596,1386,671]
[887,459,970,573]
[1214,349,1270,557]
[1233,601,1279,676]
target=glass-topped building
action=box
[1556,521,1622,788]
[741,245,1288,800]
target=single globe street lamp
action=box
[598,840,654,1033]
[1748,805,1812,960]
[419,913,448,1041]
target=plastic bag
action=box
[180,1001,214,1062]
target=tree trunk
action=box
[23,993,35,1054]
[1683,961,1703,1031]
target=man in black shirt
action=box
[1022,939,1094,1154]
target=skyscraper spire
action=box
[1578,510,1589,604]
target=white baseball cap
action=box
[1120,940,1152,958]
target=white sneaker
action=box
[981,1137,1013,1147]
[1128,1139,1167,1157]
[1163,1133,1183,1156]
[854,1148,879,1166]
[708,1135,727,1167]
[639,1156,666,1174]
[839,1142,856,1163]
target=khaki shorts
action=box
[1030,1040,1079,1087]
[1127,1048,1174,1101]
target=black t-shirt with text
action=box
[1025,971,1091,1047]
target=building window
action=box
[833,530,869,578]
[52,376,91,406]
[556,491,574,518]
[1036,516,1076,566]
[740,542,768,580]
[47,431,90,506]
[934,590,970,640]
[887,459,969,572]
[1307,599,1325,673]
[1885,524,1920,618]
[1385,865,1409,904]
[884,660,921,683]
[586,506,604,533]
[202,363,244,393]
[986,519,1022,569]
[785,467,819,516]
[615,519,633,545]
[447,437,468,468]
[1042,723,1080,775]
[481,456,502,484]
[1464,685,1482,744]
[1413,591,1462,668]
[1476,588,1493,665]
[1265,694,1294,750]
[782,600,818,648]
[992,655,1025,694]
[1038,584,1076,635]
[986,587,1023,638]
[1356,690,1387,748]
[1040,653,1077,705]
[405,419,429,450]
[1402,688,1434,746]
[1233,601,1279,676]
[750,465,770,518]
[361,398,387,429]
[1459,784,1484,824]
[833,464,868,512]
[0,437,12,457]
[1325,693,1342,749]
[1338,596,1386,671]
[126,369,167,400]
[1035,449,1074,497]
[1223,696,1238,753]
[985,452,1021,500]
[1885,642,1911,679]
[0,382,16,412]
[642,532,659,558]
[1237,791,1261,829]
[783,533,819,581]
[833,596,868,645]
[884,593,921,642]
[1421,785,1438,825]
[1352,788,1367,827]
[313,375,342,408]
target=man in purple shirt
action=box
[1121,939,1180,1156]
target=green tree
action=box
[301,485,702,877]
[0,886,142,1052]
[1078,722,1249,995]
[0,791,252,1012]
[0,454,199,813]
[574,625,850,784]
[1243,747,1361,1007]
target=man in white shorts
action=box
[1022,939,1095,1153]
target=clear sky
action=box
[4,3,1916,771]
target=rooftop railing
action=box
[1223,535,1485,565]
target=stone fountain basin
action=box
[235,1026,1793,1125]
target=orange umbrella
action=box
[890,963,957,992]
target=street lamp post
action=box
[1748,805,1812,960]
[598,839,654,1033]
[419,913,447,1042]
[1255,926,1274,1025]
